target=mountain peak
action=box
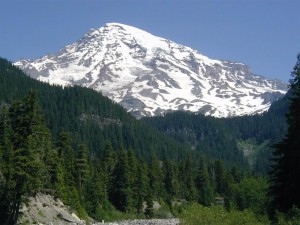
[14,23,288,118]
[104,22,140,29]
[102,22,153,35]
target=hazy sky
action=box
[1,0,299,82]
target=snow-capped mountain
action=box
[15,23,287,118]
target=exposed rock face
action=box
[18,193,85,225]
[15,23,287,118]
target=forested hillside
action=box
[0,91,269,224]
[0,57,269,224]
[0,57,189,161]
[142,92,289,174]
[1,56,299,225]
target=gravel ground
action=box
[93,218,180,225]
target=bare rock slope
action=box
[19,193,85,225]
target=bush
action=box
[179,203,266,225]
[93,203,144,222]
[274,207,300,225]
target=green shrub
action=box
[37,210,45,217]
[179,203,266,225]
[93,203,144,222]
[274,207,300,225]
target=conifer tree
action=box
[102,141,115,176]
[196,155,213,206]
[0,107,14,223]
[101,141,115,202]
[135,160,149,214]
[148,153,164,199]
[0,91,51,225]
[145,188,154,218]
[127,147,138,204]
[269,54,300,213]
[182,155,197,201]
[44,147,64,190]
[111,147,133,212]
[214,160,227,195]
[164,160,179,199]
[56,132,75,188]
[83,159,109,218]
[76,143,89,190]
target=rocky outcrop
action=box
[18,193,85,225]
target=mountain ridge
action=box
[15,23,288,118]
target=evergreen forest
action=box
[0,56,300,224]
[142,92,289,174]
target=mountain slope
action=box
[15,23,287,118]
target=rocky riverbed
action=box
[94,218,180,225]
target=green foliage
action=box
[110,147,133,212]
[63,186,88,219]
[179,155,197,201]
[93,206,144,222]
[179,203,266,225]
[0,91,52,224]
[233,177,268,215]
[164,160,180,200]
[274,206,300,225]
[56,132,75,189]
[144,189,154,218]
[196,155,213,206]
[148,153,164,199]
[214,160,228,195]
[135,160,149,214]
[76,143,89,190]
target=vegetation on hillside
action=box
[142,92,289,174]
[0,55,299,225]
[0,57,189,162]
[0,90,270,224]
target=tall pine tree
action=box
[148,153,164,199]
[76,143,89,190]
[111,147,133,212]
[0,91,52,225]
[135,160,149,214]
[196,155,213,206]
[0,107,14,224]
[269,54,300,213]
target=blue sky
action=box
[1,0,299,82]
